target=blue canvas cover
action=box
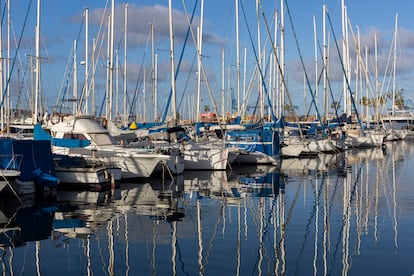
[12,139,59,188]
[225,129,280,157]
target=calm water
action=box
[1,141,414,275]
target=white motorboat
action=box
[46,115,184,179]
[53,155,121,191]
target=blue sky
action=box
[7,0,414,120]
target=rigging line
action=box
[160,0,199,124]
[10,12,32,111]
[305,37,341,121]
[346,16,380,106]
[183,0,233,130]
[76,7,115,113]
[181,0,226,133]
[67,13,86,113]
[98,90,106,117]
[304,38,327,120]
[128,27,152,118]
[177,52,197,113]
[83,0,110,115]
[282,0,327,136]
[250,48,273,121]
[325,10,365,135]
[1,2,5,23]
[346,18,387,120]
[0,0,32,110]
[183,6,229,126]
[55,11,85,112]
[240,62,260,117]
[257,1,304,136]
[239,0,278,124]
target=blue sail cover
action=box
[0,138,59,188]
[225,129,280,157]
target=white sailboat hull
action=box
[182,142,231,170]
[345,132,384,148]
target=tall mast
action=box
[34,0,40,123]
[342,0,350,116]
[155,53,158,121]
[124,4,128,127]
[115,50,119,119]
[392,14,398,115]
[221,48,225,118]
[341,0,346,115]
[143,69,146,121]
[280,0,285,118]
[273,11,278,117]
[356,26,360,115]
[365,46,369,123]
[151,23,156,122]
[256,0,263,120]
[345,6,350,116]
[235,0,240,114]
[73,39,77,114]
[108,0,115,121]
[105,15,110,119]
[375,34,379,123]
[6,0,10,125]
[196,0,204,122]
[84,7,89,114]
[243,47,247,107]
[91,38,96,115]
[323,5,328,121]
[0,2,4,129]
[168,0,177,124]
[313,15,318,117]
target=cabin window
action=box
[89,133,116,146]
[63,133,87,140]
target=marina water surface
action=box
[1,141,413,275]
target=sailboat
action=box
[225,126,280,165]
[161,0,235,171]
[322,4,385,149]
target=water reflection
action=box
[0,141,414,275]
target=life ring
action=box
[50,113,60,125]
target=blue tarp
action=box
[225,129,280,156]
[0,138,59,188]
